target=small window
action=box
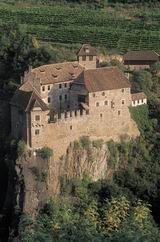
[118,110,121,115]
[100,113,102,118]
[89,56,93,61]
[65,94,67,100]
[48,97,51,103]
[96,102,99,107]
[102,92,105,96]
[42,86,45,92]
[92,93,95,97]
[64,83,67,88]
[82,56,86,61]
[59,95,62,101]
[138,100,140,104]
[35,129,39,135]
[142,99,144,103]
[122,88,125,93]
[59,84,62,89]
[48,85,50,91]
[122,100,125,105]
[35,115,40,121]
[70,125,72,130]
[105,100,108,105]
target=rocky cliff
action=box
[16,139,115,216]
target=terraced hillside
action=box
[0,2,160,53]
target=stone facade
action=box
[11,44,147,160]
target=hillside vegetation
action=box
[0,1,160,53]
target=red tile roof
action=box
[124,51,159,61]
[28,62,84,85]
[131,92,147,101]
[73,67,131,92]
[77,44,97,56]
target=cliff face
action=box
[17,141,114,216]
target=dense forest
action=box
[1,0,160,241]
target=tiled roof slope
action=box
[29,62,84,85]
[124,51,159,61]
[73,67,131,92]
[77,44,97,56]
[11,81,49,111]
[131,92,147,101]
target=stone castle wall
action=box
[30,87,139,161]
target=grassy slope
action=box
[0,1,160,53]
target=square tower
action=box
[77,44,97,69]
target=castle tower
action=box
[77,44,97,69]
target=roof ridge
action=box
[32,61,80,71]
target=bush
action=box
[39,146,53,159]
[41,171,48,182]
[107,140,119,168]
[92,139,103,149]
[80,136,91,149]
[17,140,27,156]
[30,166,40,180]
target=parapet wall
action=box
[50,109,89,123]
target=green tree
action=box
[39,147,53,159]
[132,70,153,94]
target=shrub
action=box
[73,140,82,150]
[17,140,27,156]
[41,171,48,182]
[79,136,91,149]
[107,140,119,168]
[30,166,40,180]
[39,146,53,159]
[92,139,103,149]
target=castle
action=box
[11,44,147,159]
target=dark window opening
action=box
[48,97,51,103]
[102,92,105,96]
[65,94,67,100]
[64,83,67,88]
[59,95,62,101]
[96,102,99,107]
[100,113,102,118]
[78,95,85,103]
[118,110,121,115]
[70,125,72,130]
[35,115,40,121]
[42,86,45,92]
[35,129,40,135]
[48,85,50,91]
[122,88,125,93]
[122,100,125,105]
[82,56,86,61]
[89,56,93,61]
[105,101,108,105]
[59,84,62,89]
